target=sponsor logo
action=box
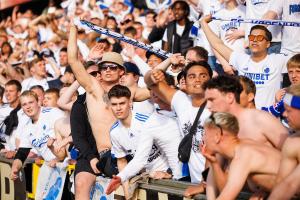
[31,135,50,148]
[290,4,300,15]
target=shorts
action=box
[74,157,99,177]
[96,149,118,178]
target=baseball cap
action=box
[124,62,141,76]
[98,52,125,69]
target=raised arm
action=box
[57,80,80,111]
[44,57,61,78]
[155,53,185,72]
[144,69,177,105]
[200,15,233,62]
[133,87,151,102]
[68,24,95,94]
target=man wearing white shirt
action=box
[201,16,290,109]
[10,90,65,199]
[107,85,169,198]
[238,0,282,53]
[210,0,246,74]
[0,80,22,155]
[106,74,183,196]
[21,58,50,91]
[263,0,300,55]
[145,61,213,184]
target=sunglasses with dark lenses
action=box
[89,71,100,77]
[120,19,132,25]
[100,64,119,71]
[209,114,223,135]
[248,34,268,42]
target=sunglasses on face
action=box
[121,19,132,25]
[100,64,119,71]
[89,71,100,77]
[209,114,223,135]
[248,34,268,42]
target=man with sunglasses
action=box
[201,15,291,110]
[203,112,281,200]
[68,23,150,182]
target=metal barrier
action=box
[0,156,254,200]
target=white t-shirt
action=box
[192,0,223,56]
[0,104,13,141]
[210,5,246,53]
[118,110,183,182]
[0,104,13,124]
[229,52,290,109]
[21,77,49,92]
[19,107,65,161]
[171,91,211,183]
[243,0,281,42]
[269,0,300,54]
[110,112,169,174]
[163,23,185,42]
[4,109,30,151]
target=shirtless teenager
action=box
[203,112,281,200]
[268,84,300,200]
[202,75,288,198]
[68,23,150,174]
[203,75,288,149]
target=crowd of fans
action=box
[0,0,300,199]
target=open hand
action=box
[225,29,244,44]
[106,175,121,194]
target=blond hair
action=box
[204,112,239,135]
[287,54,300,69]
[20,90,39,102]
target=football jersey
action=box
[118,110,183,182]
[110,112,169,175]
[229,52,290,109]
[19,107,65,161]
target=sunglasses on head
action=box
[89,71,100,77]
[248,34,268,42]
[209,114,223,135]
[100,64,119,71]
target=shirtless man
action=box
[203,112,281,200]
[268,84,300,200]
[202,75,288,198]
[68,23,150,174]
[203,75,288,149]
